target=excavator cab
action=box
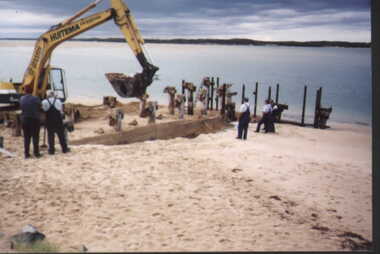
[49,67,68,102]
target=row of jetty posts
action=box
[0,78,332,139]
[161,77,332,129]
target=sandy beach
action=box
[0,103,372,251]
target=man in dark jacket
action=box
[237,98,250,140]
[19,86,42,158]
[42,91,70,155]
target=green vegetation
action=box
[0,37,371,48]
[71,38,371,48]
[12,240,60,252]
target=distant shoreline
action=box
[0,37,371,48]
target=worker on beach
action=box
[42,91,70,155]
[237,97,251,140]
[255,99,272,133]
[19,85,42,159]
[266,99,277,133]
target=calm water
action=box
[0,40,372,125]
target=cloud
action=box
[0,0,370,42]
[0,9,66,26]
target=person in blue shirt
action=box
[42,91,70,155]
[19,86,42,159]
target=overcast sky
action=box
[0,0,371,42]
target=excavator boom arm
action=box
[21,0,158,99]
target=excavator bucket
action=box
[106,72,146,98]
[105,65,158,99]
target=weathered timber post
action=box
[147,102,156,124]
[188,89,194,115]
[176,94,185,119]
[181,80,185,95]
[275,83,279,104]
[163,86,176,115]
[115,108,124,131]
[313,88,322,128]
[0,136,3,148]
[103,96,117,108]
[183,82,196,115]
[221,84,226,116]
[208,83,212,111]
[301,85,307,126]
[267,86,272,101]
[210,77,215,110]
[253,82,258,117]
[241,84,246,104]
[215,77,220,111]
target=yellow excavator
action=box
[0,0,159,110]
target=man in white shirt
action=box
[266,99,276,133]
[42,91,70,154]
[237,98,251,140]
[255,99,272,133]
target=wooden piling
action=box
[0,136,3,148]
[275,83,279,104]
[206,78,211,110]
[301,85,307,126]
[221,84,226,116]
[253,82,258,117]
[267,86,272,101]
[182,80,185,95]
[313,88,322,128]
[211,77,215,110]
[188,90,194,115]
[216,77,220,111]
[241,84,246,104]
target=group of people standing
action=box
[19,86,70,159]
[255,99,277,133]
[237,98,278,140]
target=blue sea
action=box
[0,40,372,125]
